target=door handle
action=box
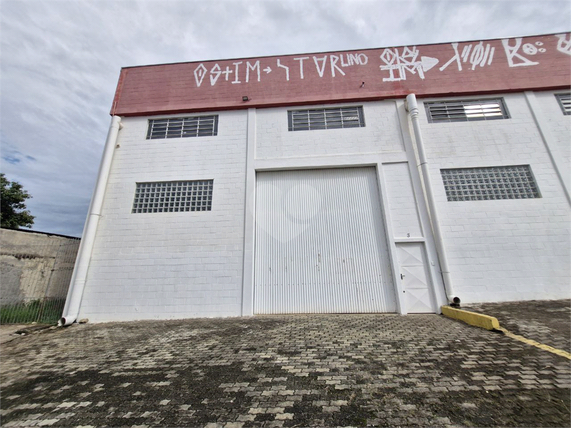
[400,274,405,280]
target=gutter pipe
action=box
[59,116,122,326]
[405,94,459,306]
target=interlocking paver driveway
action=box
[463,300,571,353]
[1,313,570,427]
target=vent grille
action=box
[288,106,365,131]
[441,165,540,201]
[132,180,213,213]
[555,93,571,115]
[147,115,218,139]
[425,99,509,123]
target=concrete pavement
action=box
[1,301,570,427]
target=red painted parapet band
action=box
[111,33,571,117]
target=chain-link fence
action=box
[0,229,80,324]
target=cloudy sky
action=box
[1,0,569,237]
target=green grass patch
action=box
[0,299,65,324]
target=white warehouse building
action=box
[62,32,571,324]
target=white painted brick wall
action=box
[383,162,423,239]
[534,90,571,172]
[79,111,248,322]
[78,93,570,321]
[255,101,404,159]
[419,92,570,303]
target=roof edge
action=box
[0,227,81,240]
[111,85,571,118]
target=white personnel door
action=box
[396,242,435,313]
[254,167,396,314]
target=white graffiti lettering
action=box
[380,47,437,81]
[277,59,289,81]
[294,57,309,79]
[313,56,327,78]
[246,61,260,83]
[439,42,495,72]
[232,62,242,84]
[221,66,233,81]
[330,55,346,77]
[210,64,222,86]
[439,43,462,71]
[502,38,539,67]
[194,63,207,87]
[523,43,537,55]
[194,52,371,87]
[339,53,369,66]
[556,33,571,56]
[192,34,569,88]
[469,42,495,70]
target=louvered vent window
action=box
[146,115,218,139]
[132,180,213,213]
[441,165,540,201]
[288,106,365,131]
[555,93,571,115]
[425,99,509,123]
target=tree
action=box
[1,173,35,229]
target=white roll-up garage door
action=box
[254,167,396,314]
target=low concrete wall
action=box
[0,229,80,306]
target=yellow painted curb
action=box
[442,305,571,360]
[441,305,500,330]
[497,327,571,360]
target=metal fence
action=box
[0,230,80,324]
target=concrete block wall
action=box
[79,110,248,322]
[0,229,79,305]
[419,91,570,303]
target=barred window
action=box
[146,115,218,139]
[425,99,509,123]
[288,106,365,131]
[555,93,571,115]
[132,180,213,213]
[441,165,540,201]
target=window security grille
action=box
[288,106,365,131]
[132,180,213,213]
[146,115,218,139]
[555,93,571,115]
[425,99,509,123]
[441,165,540,201]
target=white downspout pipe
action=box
[60,116,122,326]
[405,94,459,306]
